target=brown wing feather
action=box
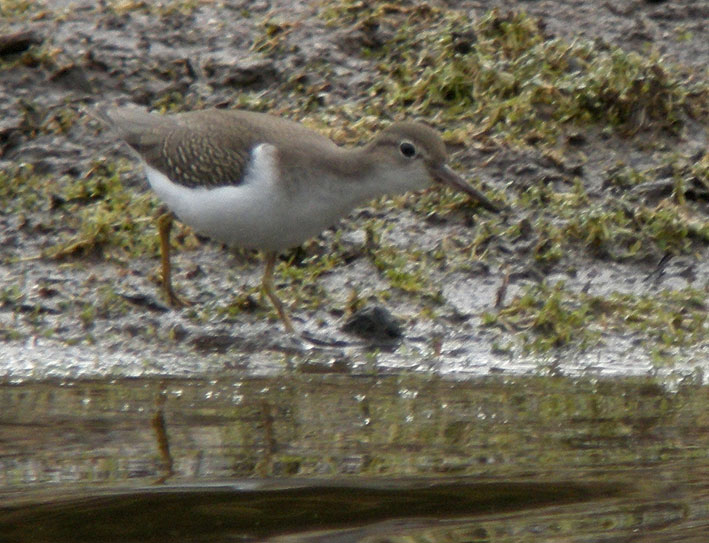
[102,107,342,190]
[102,108,255,188]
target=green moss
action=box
[507,151,708,261]
[252,18,296,56]
[409,184,502,220]
[365,224,433,296]
[151,91,189,114]
[278,251,337,312]
[0,285,24,308]
[560,199,708,260]
[320,4,704,144]
[593,289,707,347]
[78,303,96,329]
[484,281,597,352]
[369,244,414,292]
[215,290,261,321]
[0,164,52,214]
[603,163,648,190]
[484,282,707,355]
[50,159,163,261]
[0,0,42,19]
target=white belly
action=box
[143,144,349,251]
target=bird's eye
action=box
[399,141,417,158]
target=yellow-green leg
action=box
[262,251,295,334]
[157,212,191,307]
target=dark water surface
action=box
[1,374,708,542]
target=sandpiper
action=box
[99,107,500,333]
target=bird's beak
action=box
[430,164,501,213]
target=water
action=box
[1,374,708,541]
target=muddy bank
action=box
[0,0,707,382]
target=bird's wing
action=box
[101,107,257,189]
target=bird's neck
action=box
[317,146,407,204]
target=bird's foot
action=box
[162,282,193,308]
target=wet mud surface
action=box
[0,0,707,380]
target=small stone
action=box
[342,306,402,341]
[0,29,42,57]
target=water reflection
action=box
[0,480,628,542]
[0,374,708,541]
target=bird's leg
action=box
[261,251,295,334]
[157,212,191,307]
